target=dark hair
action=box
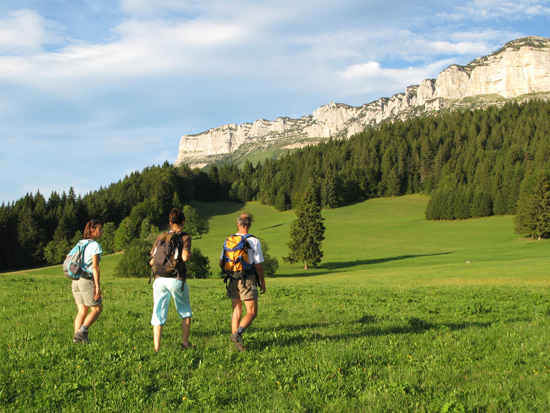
[169,208,185,225]
[83,219,103,239]
[237,213,253,228]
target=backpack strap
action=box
[80,240,94,279]
[222,234,259,296]
[149,231,188,290]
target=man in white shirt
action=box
[220,214,266,351]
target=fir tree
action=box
[285,186,325,270]
[516,171,550,239]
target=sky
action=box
[1,0,550,204]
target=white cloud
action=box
[0,14,249,94]
[1,0,548,202]
[0,9,61,54]
[342,59,454,82]
[439,0,550,21]
[119,0,206,16]
[413,40,491,56]
[340,59,455,98]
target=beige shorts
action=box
[72,278,102,306]
[228,277,258,301]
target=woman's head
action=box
[169,208,185,225]
[83,219,103,240]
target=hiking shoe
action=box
[73,330,90,344]
[182,343,196,350]
[230,333,245,351]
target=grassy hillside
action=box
[2,196,550,412]
[189,194,549,286]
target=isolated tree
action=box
[183,205,209,238]
[533,173,550,239]
[285,186,325,270]
[515,171,550,239]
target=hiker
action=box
[149,208,194,351]
[72,219,104,344]
[220,213,266,351]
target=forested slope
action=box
[2,99,549,271]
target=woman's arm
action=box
[92,254,101,300]
[181,249,191,262]
[181,235,192,262]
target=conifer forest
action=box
[2,99,550,272]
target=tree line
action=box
[2,99,549,272]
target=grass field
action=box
[1,195,550,412]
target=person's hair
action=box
[169,208,185,225]
[83,219,103,239]
[237,213,253,228]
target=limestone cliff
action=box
[175,37,550,167]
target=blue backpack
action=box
[221,234,256,279]
[63,240,93,280]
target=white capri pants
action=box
[151,277,192,326]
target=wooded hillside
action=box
[1,99,549,271]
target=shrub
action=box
[186,247,211,279]
[114,239,151,278]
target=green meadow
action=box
[1,195,550,412]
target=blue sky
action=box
[1,0,550,203]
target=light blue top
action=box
[81,240,103,274]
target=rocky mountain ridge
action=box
[175,37,550,168]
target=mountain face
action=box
[175,37,550,168]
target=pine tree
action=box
[533,172,550,239]
[17,205,45,266]
[285,186,325,270]
[513,171,550,239]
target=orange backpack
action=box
[221,234,256,278]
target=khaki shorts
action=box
[228,277,258,301]
[72,278,102,306]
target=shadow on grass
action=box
[273,252,454,277]
[189,200,245,221]
[250,316,527,350]
[257,223,284,231]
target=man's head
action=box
[237,213,253,229]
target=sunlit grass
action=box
[1,195,549,412]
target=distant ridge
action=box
[175,36,550,168]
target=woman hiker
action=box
[149,208,195,351]
[72,219,104,344]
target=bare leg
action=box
[182,317,191,346]
[74,303,89,334]
[231,298,242,334]
[153,325,163,351]
[240,299,258,329]
[83,304,103,329]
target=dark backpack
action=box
[150,231,188,284]
[63,240,93,280]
